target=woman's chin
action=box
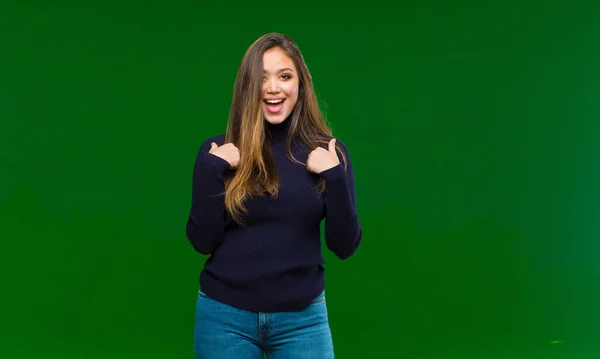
[264,113,289,125]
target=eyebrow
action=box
[264,68,295,73]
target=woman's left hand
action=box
[307,138,340,174]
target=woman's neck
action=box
[265,118,291,140]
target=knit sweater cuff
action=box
[319,164,347,183]
[199,152,231,174]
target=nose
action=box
[265,77,280,93]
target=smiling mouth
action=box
[264,99,286,114]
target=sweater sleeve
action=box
[185,137,231,255]
[318,140,363,260]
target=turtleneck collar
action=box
[265,117,292,140]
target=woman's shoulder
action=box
[314,134,351,154]
[198,134,226,149]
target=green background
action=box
[2,1,599,358]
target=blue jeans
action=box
[193,289,335,359]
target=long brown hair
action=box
[224,32,347,225]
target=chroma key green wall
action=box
[2,2,599,358]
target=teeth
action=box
[266,99,283,104]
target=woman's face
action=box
[261,47,299,125]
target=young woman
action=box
[185,32,362,359]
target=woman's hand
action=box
[209,142,240,168]
[307,138,340,174]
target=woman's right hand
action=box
[209,142,240,168]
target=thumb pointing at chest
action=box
[328,138,337,153]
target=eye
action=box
[281,73,291,80]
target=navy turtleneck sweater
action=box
[185,119,362,312]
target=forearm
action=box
[186,147,230,254]
[320,164,362,260]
